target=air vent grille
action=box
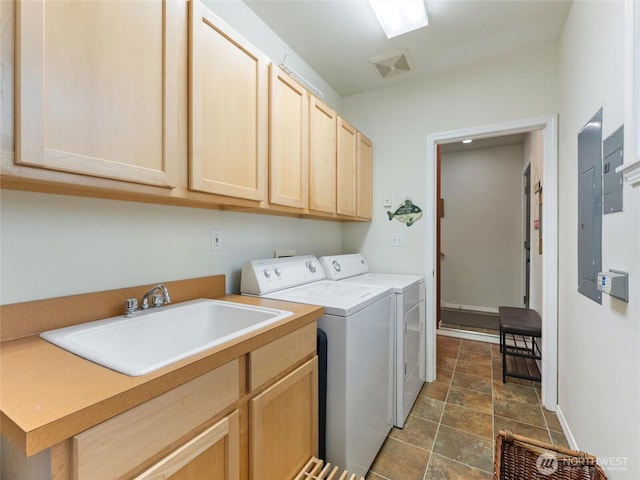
[370,50,414,79]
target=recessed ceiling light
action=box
[369,0,428,39]
[462,139,473,144]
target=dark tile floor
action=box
[366,335,568,479]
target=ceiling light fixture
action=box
[462,139,473,144]
[369,0,428,39]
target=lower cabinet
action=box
[250,357,318,480]
[135,411,239,480]
[72,361,241,480]
[42,323,318,480]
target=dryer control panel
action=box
[240,255,325,295]
[319,254,370,280]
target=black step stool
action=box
[499,306,542,383]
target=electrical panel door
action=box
[577,109,603,304]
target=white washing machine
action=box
[240,255,393,477]
[319,254,425,428]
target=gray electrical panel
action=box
[603,126,624,214]
[577,109,602,304]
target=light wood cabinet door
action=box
[308,97,337,214]
[269,65,309,209]
[336,117,357,217]
[356,132,373,220]
[189,0,268,201]
[135,411,240,480]
[250,357,318,480]
[15,0,178,187]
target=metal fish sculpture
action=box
[387,199,423,227]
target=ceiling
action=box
[439,133,525,153]
[245,0,573,97]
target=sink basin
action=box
[40,299,293,376]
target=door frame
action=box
[523,163,531,309]
[424,114,558,411]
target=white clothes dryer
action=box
[240,255,393,476]
[319,253,425,428]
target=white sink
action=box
[40,299,293,376]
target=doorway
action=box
[437,135,527,336]
[424,115,558,411]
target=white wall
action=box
[0,190,343,303]
[524,130,544,313]
[0,0,345,306]
[341,43,559,274]
[440,144,524,311]
[557,1,639,477]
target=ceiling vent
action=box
[370,50,414,79]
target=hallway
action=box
[366,335,567,479]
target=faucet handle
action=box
[124,298,138,317]
[152,293,165,308]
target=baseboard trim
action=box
[554,404,579,450]
[437,328,500,344]
[441,302,499,314]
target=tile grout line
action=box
[536,386,554,443]
[374,336,557,479]
[429,452,495,476]
[444,384,493,416]
[422,338,461,480]
[457,339,495,476]
[436,423,495,443]
[492,346,557,446]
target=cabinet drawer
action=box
[248,322,316,391]
[74,359,240,480]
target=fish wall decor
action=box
[387,199,423,227]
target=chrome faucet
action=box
[124,284,171,317]
[141,284,172,310]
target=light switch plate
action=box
[391,232,405,247]
[211,229,223,251]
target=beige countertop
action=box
[0,291,322,457]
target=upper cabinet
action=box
[268,65,309,209]
[189,0,268,201]
[6,0,372,222]
[336,117,373,220]
[308,97,337,215]
[356,132,373,220]
[336,117,358,217]
[15,0,178,187]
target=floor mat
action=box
[440,308,500,330]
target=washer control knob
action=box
[306,261,317,273]
[332,260,341,272]
[263,269,272,278]
[274,267,282,276]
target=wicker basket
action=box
[494,430,608,480]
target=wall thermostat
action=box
[596,270,629,302]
